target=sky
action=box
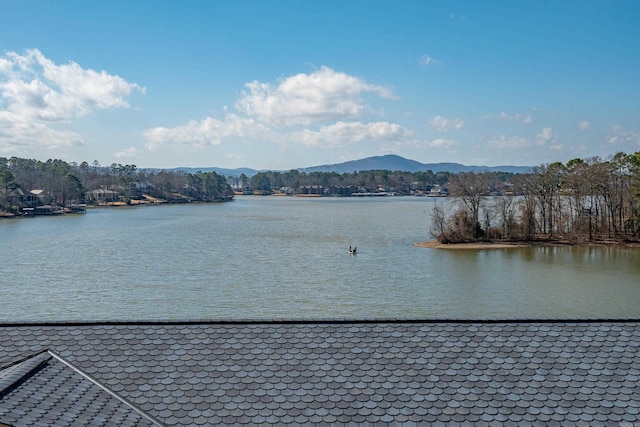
[1,1,639,170]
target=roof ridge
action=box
[47,350,165,426]
[0,317,639,326]
[0,350,51,399]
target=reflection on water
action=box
[1,196,639,321]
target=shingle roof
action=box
[1,319,639,426]
[0,350,161,426]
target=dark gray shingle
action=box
[1,320,639,426]
[0,350,161,426]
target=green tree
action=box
[0,169,19,212]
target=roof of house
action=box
[1,319,639,426]
[0,351,161,426]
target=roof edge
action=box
[0,317,639,327]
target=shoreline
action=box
[0,197,234,219]
[414,240,640,249]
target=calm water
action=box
[1,196,639,321]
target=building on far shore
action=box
[85,188,120,204]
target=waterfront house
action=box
[21,189,37,207]
[296,185,324,196]
[22,189,48,207]
[330,185,358,196]
[429,185,449,196]
[85,188,120,204]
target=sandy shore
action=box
[414,241,530,249]
[414,240,640,249]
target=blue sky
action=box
[1,1,639,169]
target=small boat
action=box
[348,246,357,255]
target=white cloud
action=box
[0,111,84,152]
[145,68,406,153]
[429,115,464,132]
[1,49,144,121]
[144,114,277,151]
[290,121,411,148]
[608,125,640,146]
[114,147,139,160]
[483,112,532,124]
[578,121,590,130]
[428,138,455,148]
[0,49,144,149]
[487,135,530,149]
[420,54,435,66]
[536,127,554,145]
[235,66,395,127]
[225,153,246,162]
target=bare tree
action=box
[493,196,517,240]
[448,172,489,239]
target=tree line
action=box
[4,151,640,244]
[0,157,234,214]
[431,151,640,244]
[247,169,457,195]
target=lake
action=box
[1,196,639,322]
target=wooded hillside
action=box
[432,152,640,244]
[0,158,234,214]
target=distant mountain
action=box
[149,155,530,178]
[299,155,531,174]
[155,166,260,178]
